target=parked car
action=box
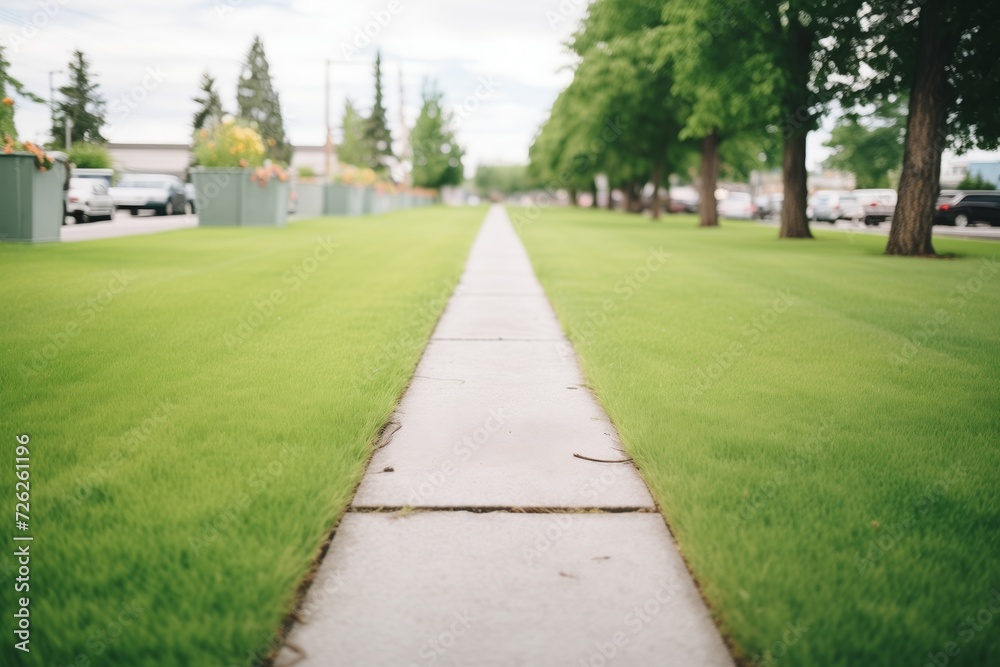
[66,177,115,224]
[185,182,197,214]
[809,190,857,223]
[668,186,700,213]
[718,191,755,219]
[71,167,115,187]
[110,174,187,216]
[852,189,897,226]
[933,191,1000,227]
[753,194,783,219]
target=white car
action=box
[110,174,187,216]
[852,189,897,226]
[810,190,858,223]
[66,178,115,224]
[718,191,755,219]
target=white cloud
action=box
[1,0,586,169]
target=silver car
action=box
[66,178,115,224]
[110,174,187,216]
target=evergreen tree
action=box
[192,71,225,134]
[0,45,20,139]
[237,36,291,164]
[363,51,393,174]
[52,50,106,146]
[410,80,463,189]
[338,98,367,168]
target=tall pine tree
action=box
[363,51,393,175]
[237,36,291,164]
[52,50,106,146]
[410,80,463,189]
[192,71,225,133]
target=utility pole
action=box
[65,116,72,150]
[397,62,410,185]
[48,69,62,140]
[324,59,332,178]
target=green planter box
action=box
[295,182,324,218]
[324,184,365,216]
[0,154,66,243]
[360,187,376,215]
[373,192,392,215]
[191,168,288,227]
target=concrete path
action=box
[276,206,733,667]
[61,210,197,242]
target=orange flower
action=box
[2,97,13,107]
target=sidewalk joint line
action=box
[348,506,656,514]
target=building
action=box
[105,143,328,179]
[967,162,1000,187]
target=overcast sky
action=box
[2,0,993,175]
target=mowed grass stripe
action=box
[517,208,999,666]
[0,208,483,666]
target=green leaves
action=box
[410,81,463,189]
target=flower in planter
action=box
[193,119,266,168]
[249,163,289,187]
[2,97,13,107]
[2,134,54,170]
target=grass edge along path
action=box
[515,207,1000,667]
[0,207,484,666]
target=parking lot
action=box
[60,209,198,242]
[755,218,1000,241]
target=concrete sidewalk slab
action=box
[352,339,653,508]
[276,512,733,667]
[432,294,566,341]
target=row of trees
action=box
[5,39,463,189]
[332,52,463,189]
[529,0,999,256]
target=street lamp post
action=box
[48,69,62,137]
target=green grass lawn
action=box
[0,208,482,666]
[516,208,1000,666]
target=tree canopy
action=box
[409,81,463,189]
[237,36,291,164]
[52,50,106,146]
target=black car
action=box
[933,191,1000,227]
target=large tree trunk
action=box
[887,2,952,257]
[568,188,579,207]
[650,161,663,220]
[698,128,720,227]
[590,179,599,208]
[780,131,812,238]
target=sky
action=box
[1,0,994,175]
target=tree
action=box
[568,0,687,218]
[237,36,291,164]
[363,51,393,175]
[192,71,224,133]
[52,50,106,146]
[956,174,996,191]
[657,0,782,227]
[410,81,463,189]
[1,46,44,140]
[68,141,112,168]
[849,1,1000,256]
[823,100,906,189]
[474,165,538,198]
[338,99,367,168]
